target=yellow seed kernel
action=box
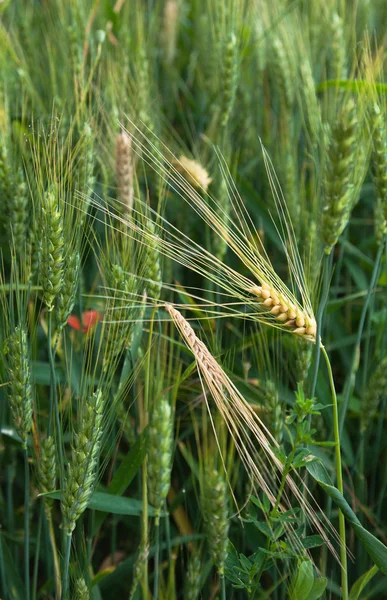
[279,303,288,313]
[250,285,262,296]
[263,298,273,307]
[261,289,271,300]
[288,308,297,320]
[296,316,305,327]
[285,319,296,327]
[277,313,288,322]
[270,305,281,315]
[294,327,306,335]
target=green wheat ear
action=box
[201,465,229,578]
[5,326,33,449]
[39,188,65,311]
[147,398,173,525]
[61,389,105,535]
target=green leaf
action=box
[43,490,155,516]
[305,577,328,600]
[289,561,314,600]
[317,79,387,94]
[301,535,324,549]
[0,535,25,599]
[308,465,387,576]
[349,565,379,600]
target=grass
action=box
[0,0,387,599]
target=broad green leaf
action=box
[43,490,155,516]
[317,79,387,94]
[305,577,328,600]
[308,463,387,576]
[349,565,379,600]
[289,561,314,600]
[301,535,324,549]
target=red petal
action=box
[82,310,103,333]
[67,315,81,331]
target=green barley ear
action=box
[8,166,29,252]
[147,399,173,525]
[361,356,387,434]
[142,216,162,301]
[5,326,33,449]
[201,466,229,577]
[61,389,104,534]
[161,0,179,66]
[295,338,313,386]
[74,577,89,600]
[329,12,346,80]
[265,380,284,444]
[184,551,202,600]
[271,35,294,109]
[0,135,12,233]
[220,32,238,128]
[370,104,387,224]
[103,264,138,371]
[321,98,360,254]
[212,177,230,262]
[39,189,65,310]
[56,250,80,332]
[38,436,57,514]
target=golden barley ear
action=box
[165,303,339,560]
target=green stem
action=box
[61,533,72,600]
[339,237,385,435]
[153,523,160,600]
[220,575,226,600]
[32,505,43,600]
[47,312,65,488]
[24,448,30,600]
[320,344,348,600]
[310,252,333,398]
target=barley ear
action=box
[38,435,57,515]
[321,98,360,254]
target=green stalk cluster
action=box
[61,389,104,534]
[201,466,229,577]
[5,326,33,449]
[184,552,202,600]
[39,189,65,311]
[361,356,387,434]
[321,98,359,254]
[38,435,57,514]
[265,380,284,444]
[147,399,173,525]
[220,32,238,128]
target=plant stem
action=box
[153,523,160,600]
[47,510,61,598]
[339,237,385,435]
[47,312,65,488]
[32,506,43,600]
[310,252,333,398]
[62,533,72,600]
[221,575,226,600]
[24,448,30,600]
[320,344,348,600]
